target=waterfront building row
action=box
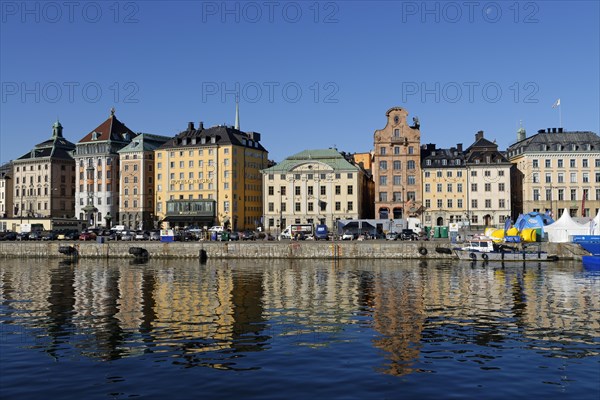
[0,107,598,233]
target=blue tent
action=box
[514,212,555,235]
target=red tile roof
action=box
[78,114,136,143]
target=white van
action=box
[208,226,224,233]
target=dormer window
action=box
[91,131,99,140]
[123,133,129,141]
[201,137,206,144]
[426,159,431,166]
[210,137,216,144]
[441,159,447,166]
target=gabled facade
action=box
[261,148,373,234]
[73,109,137,228]
[118,133,171,230]
[155,122,268,230]
[464,131,512,227]
[421,143,467,227]
[507,127,600,218]
[12,121,76,220]
[373,107,422,219]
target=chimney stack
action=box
[475,130,484,141]
[198,121,204,130]
[457,143,463,152]
[188,122,195,131]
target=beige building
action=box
[464,131,512,227]
[421,143,467,227]
[155,121,268,230]
[507,127,600,218]
[12,120,76,221]
[118,134,171,230]
[261,149,373,234]
[373,107,422,219]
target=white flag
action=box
[552,98,560,108]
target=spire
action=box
[110,106,116,117]
[234,96,240,130]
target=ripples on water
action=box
[0,258,598,399]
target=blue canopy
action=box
[514,212,555,234]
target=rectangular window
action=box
[425,184,430,193]
[437,183,442,192]
[408,176,415,185]
[295,186,301,196]
[485,199,491,208]
[457,183,463,193]
[347,185,353,195]
[471,183,477,192]
[393,161,401,170]
[393,175,402,185]
[320,186,326,196]
[485,183,491,192]
[308,202,313,212]
[545,159,551,168]
[499,199,505,208]
[570,159,576,168]
[472,199,478,208]
[533,189,540,201]
[437,199,443,208]
[570,189,577,201]
[457,199,463,208]
[335,185,341,195]
[379,176,387,186]
[532,159,539,168]
[558,159,563,168]
[335,201,341,211]
[447,199,453,208]
[379,192,387,202]
[570,173,577,183]
[447,183,452,192]
[558,173,564,183]
[295,202,301,212]
[347,201,353,211]
[499,183,505,191]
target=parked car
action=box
[27,231,43,241]
[134,231,149,241]
[241,230,256,241]
[342,231,358,240]
[16,232,30,241]
[400,229,419,241]
[149,230,160,241]
[79,231,97,241]
[64,230,79,240]
[120,231,134,241]
[0,232,17,241]
[385,232,399,241]
[228,231,240,241]
[41,231,58,241]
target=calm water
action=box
[0,257,598,399]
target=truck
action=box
[280,224,313,240]
[314,224,329,240]
[406,218,422,235]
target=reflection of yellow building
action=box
[155,122,269,230]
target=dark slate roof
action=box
[158,124,267,152]
[78,113,137,144]
[421,144,465,168]
[16,130,75,162]
[464,133,511,165]
[0,162,11,178]
[506,130,600,155]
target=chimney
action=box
[475,130,484,141]
[558,127,563,133]
[537,129,545,134]
[547,128,552,133]
[198,121,204,130]
[187,122,195,131]
[552,128,557,133]
[457,143,463,152]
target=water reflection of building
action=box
[1,259,598,369]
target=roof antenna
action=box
[234,94,240,130]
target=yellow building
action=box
[421,143,467,227]
[155,122,268,230]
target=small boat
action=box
[453,239,557,262]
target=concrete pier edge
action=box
[0,241,588,260]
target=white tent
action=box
[545,209,590,242]
[583,209,600,235]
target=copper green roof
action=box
[118,133,171,153]
[262,149,358,173]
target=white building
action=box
[261,149,373,234]
[73,109,137,228]
[464,131,512,227]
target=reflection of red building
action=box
[371,269,425,376]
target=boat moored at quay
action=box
[453,239,559,262]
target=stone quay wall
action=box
[0,240,589,260]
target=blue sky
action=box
[1,0,598,164]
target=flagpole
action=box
[559,103,562,128]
